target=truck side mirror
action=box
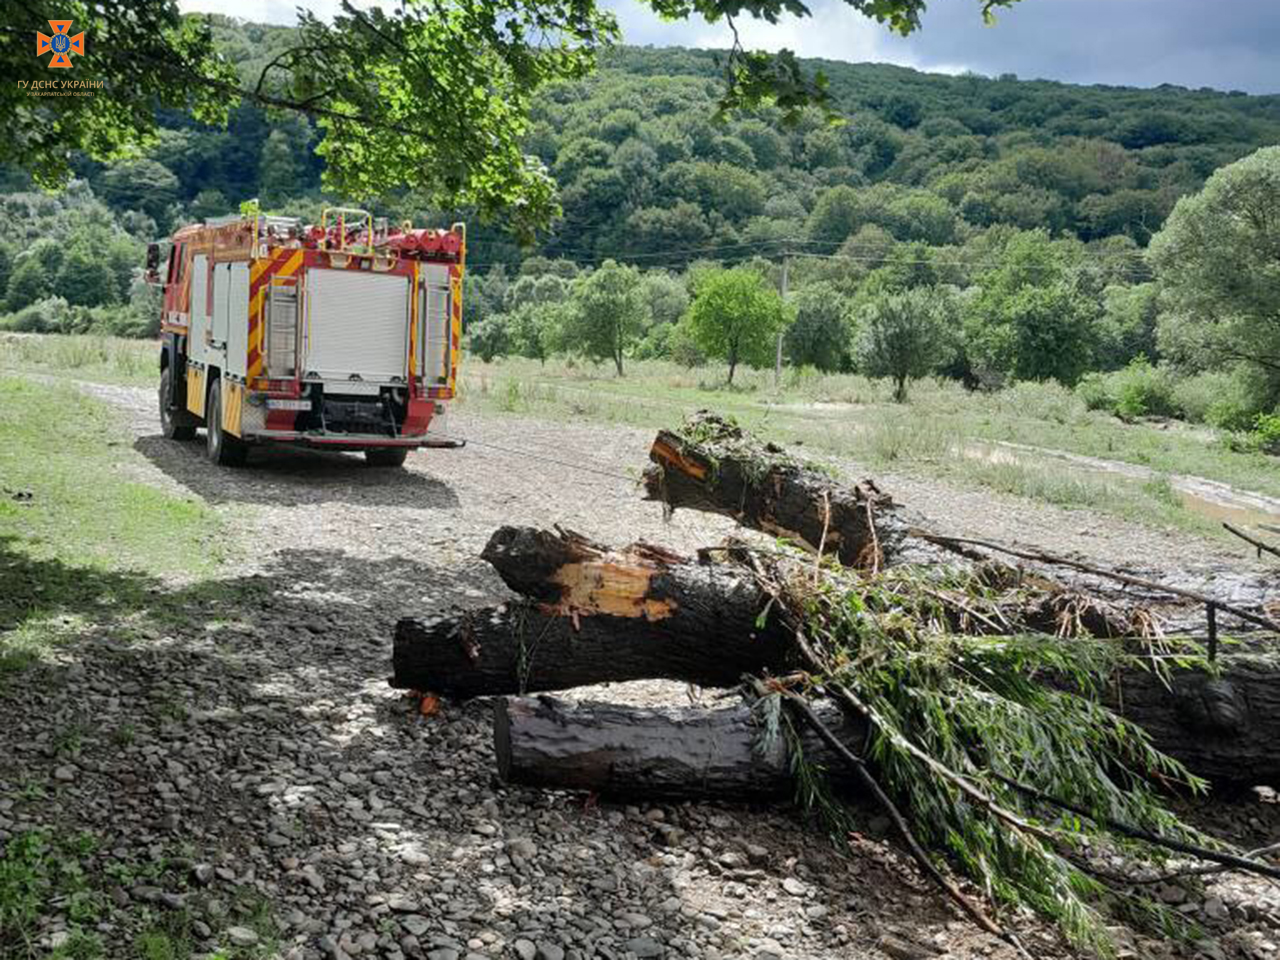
[144,242,162,284]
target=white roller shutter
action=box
[304,269,409,382]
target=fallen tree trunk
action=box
[392,527,797,699]
[495,695,863,798]
[491,648,1280,793]
[641,411,908,568]
[397,613,1280,786]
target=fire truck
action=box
[148,206,464,467]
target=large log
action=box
[393,526,1280,786]
[641,411,908,568]
[493,648,1280,794]
[391,527,798,699]
[494,695,863,799]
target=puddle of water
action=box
[964,439,1280,529]
[1177,490,1280,530]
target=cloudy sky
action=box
[179,0,1280,94]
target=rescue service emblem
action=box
[36,20,84,68]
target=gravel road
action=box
[2,379,1278,960]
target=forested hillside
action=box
[2,17,1278,438]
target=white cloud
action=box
[178,0,379,25]
[610,0,971,78]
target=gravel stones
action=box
[226,925,260,947]
[7,380,1280,960]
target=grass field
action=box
[0,375,226,680]
[455,357,1280,538]
[5,333,1277,540]
[0,332,155,387]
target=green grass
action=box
[0,829,269,960]
[0,375,225,676]
[0,333,155,387]
[457,357,1277,539]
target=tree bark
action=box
[1104,647,1280,788]
[490,644,1280,794]
[641,412,908,568]
[393,525,1280,787]
[494,695,862,798]
[391,526,797,699]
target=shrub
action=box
[0,296,73,333]
[1112,357,1176,420]
[1071,357,1175,420]
[1170,370,1237,423]
[1075,372,1113,412]
[1251,413,1280,454]
[1001,380,1086,425]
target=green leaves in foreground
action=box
[780,563,1211,955]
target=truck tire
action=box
[159,366,197,441]
[206,379,248,467]
[365,447,409,467]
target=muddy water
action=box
[969,439,1280,530]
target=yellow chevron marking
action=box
[186,366,205,417]
[222,379,244,437]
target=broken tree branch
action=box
[914,530,1280,634]
[757,679,1033,959]
[1224,522,1280,562]
[642,412,908,568]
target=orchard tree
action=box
[565,259,648,375]
[1150,146,1280,402]
[684,267,788,385]
[785,281,851,371]
[855,287,949,401]
[963,231,1099,385]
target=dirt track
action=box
[3,380,1280,960]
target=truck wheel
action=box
[206,380,247,467]
[159,366,196,441]
[365,447,409,468]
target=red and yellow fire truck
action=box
[149,206,464,466]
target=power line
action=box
[429,432,637,484]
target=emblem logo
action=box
[36,20,84,69]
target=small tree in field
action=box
[855,287,949,402]
[684,267,787,385]
[565,259,647,375]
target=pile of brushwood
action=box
[393,412,1280,956]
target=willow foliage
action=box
[766,562,1213,955]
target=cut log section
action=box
[495,695,863,798]
[392,527,797,699]
[642,412,908,568]
[393,525,1280,786]
[491,645,1280,795]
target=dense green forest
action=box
[2,17,1278,442]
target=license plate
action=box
[266,399,312,411]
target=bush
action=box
[1251,413,1280,454]
[1224,412,1280,455]
[1112,357,1176,420]
[668,321,706,368]
[1170,370,1236,423]
[1072,357,1175,420]
[0,296,73,333]
[1075,371,1113,412]
[1000,380,1086,425]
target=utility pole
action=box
[774,241,790,389]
